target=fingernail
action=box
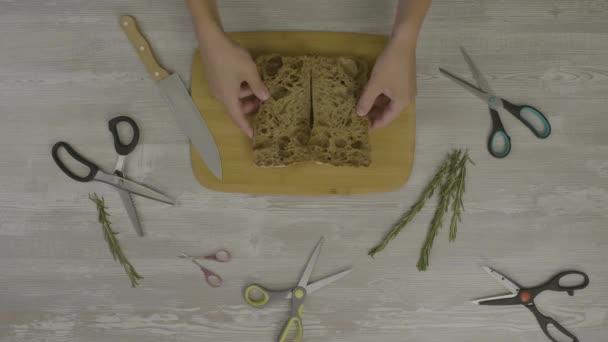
[356,107,365,116]
[261,90,270,100]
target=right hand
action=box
[200,33,269,138]
[356,38,417,129]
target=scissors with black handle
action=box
[439,47,552,158]
[107,116,148,236]
[52,116,175,235]
[473,266,589,342]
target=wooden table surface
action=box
[1,1,607,341]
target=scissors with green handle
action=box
[243,237,351,342]
[439,47,552,158]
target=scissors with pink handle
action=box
[178,249,231,288]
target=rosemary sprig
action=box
[417,151,471,271]
[450,152,475,242]
[368,151,454,257]
[90,193,143,287]
[368,149,473,271]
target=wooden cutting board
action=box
[190,32,415,195]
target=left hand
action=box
[356,40,417,129]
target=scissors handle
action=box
[487,108,512,158]
[278,287,306,342]
[108,116,140,156]
[243,283,293,308]
[244,284,271,307]
[201,266,223,288]
[526,305,578,342]
[501,100,551,139]
[190,259,223,288]
[52,141,99,182]
[535,271,590,296]
[202,249,231,262]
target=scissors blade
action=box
[112,157,144,236]
[297,237,324,289]
[95,172,175,205]
[460,47,496,96]
[285,270,353,298]
[113,155,126,175]
[439,67,491,103]
[284,269,352,299]
[305,268,352,294]
[471,293,517,305]
[117,187,144,236]
[482,266,521,294]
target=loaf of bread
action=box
[309,56,371,166]
[252,55,312,167]
[252,54,370,167]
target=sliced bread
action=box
[309,56,371,166]
[252,55,312,167]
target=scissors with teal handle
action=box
[439,47,551,158]
[243,237,352,342]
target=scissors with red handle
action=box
[473,266,589,342]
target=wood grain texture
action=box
[190,32,415,195]
[0,0,607,341]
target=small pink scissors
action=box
[178,249,231,288]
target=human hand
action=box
[200,33,269,138]
[356,40,417,129]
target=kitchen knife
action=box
[119,15,223,180]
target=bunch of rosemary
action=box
[368,149,473,271]
[90,193,143,287]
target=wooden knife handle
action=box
[120,15,169,81]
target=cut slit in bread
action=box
[252,54,371,167]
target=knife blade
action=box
[119,15,223,180]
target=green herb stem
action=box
[449,160,466,241]
[368,151,454,257]
[368,148,473,271]
[90,193,143,287]
[416,150,465,271]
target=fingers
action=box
[224,69,267,138]
[358,89,405,129]
[225,99,254,138]
[367,105,384,124]
[224,95,260,138]
[371,99,407,129]
[241,96,260,115]
[239,85,254,98]
[244,71,270,101]
[356,82,382,117]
